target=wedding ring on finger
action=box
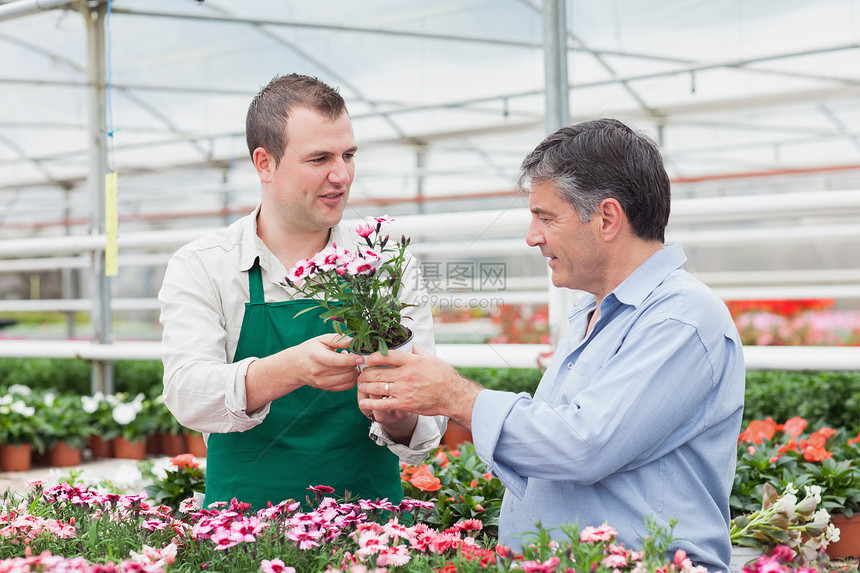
[384,382,391,397]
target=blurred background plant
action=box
[37,392,95,451]
[0,385,47,452]
[148,392,184,437]
[109,392,158,442]
[80,392,122,442]
[726,299,860,347]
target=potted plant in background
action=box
[81,391,121,459]
[38,392,95,467]
[184,430,207,458]
[150,393,187,456]
[0,386,44,471]
[109,392,157,460]
[285,215,415,356]
[829,429,860,560]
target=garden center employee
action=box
[158,74,444,510]
[358,118,744,572]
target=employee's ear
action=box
[253,147,275,183]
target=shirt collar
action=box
[237,204,352,272]
[611,243,687,307]
[569,243,687,320]
[238,204,263,272]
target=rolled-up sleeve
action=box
[159,249,269,434]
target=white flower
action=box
[804,484,823,504]
[826,522,841,544]
[43,392,55,407]
[7,384,32,396]
[811,508,830,528]
[112,402,139,425]
[10,400,34,417]
[774,491,798,515]
[0,395,12,406]
[81,395,100,414]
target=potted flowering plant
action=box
[141,453,206,514]
[0,386,46,471]
[0,387,42,448]
[33,392,95,467]
[109,392,158,459]
[81,391,123,458]
[285,216,414,355]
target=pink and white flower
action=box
[287,259,316,283]
[313,247,342,271]
[346,257,379,277]
[356,223,375,238]
[580,522,617,543]
[261,558,295,573]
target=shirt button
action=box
[567,362,573,370]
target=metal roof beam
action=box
[0,0,75,22]
[109,7,543,49]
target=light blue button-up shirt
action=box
[472,244,744,572]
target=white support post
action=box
[542,0,575,348]
[83,0,114,395]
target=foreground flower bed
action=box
[0,443,846,572]
[1,429,857,571]
[0,480,744,573]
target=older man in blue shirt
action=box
[359,118,745,572]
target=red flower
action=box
[169,453,199,470]
[778,438,799,455]
[410,464,442,492]
[799,428,835,461]
[738,418,778,444]
[802,445,833,462]
[780,416,807,438]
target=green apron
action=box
[204,260,403,510]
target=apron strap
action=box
[248,258,264,304]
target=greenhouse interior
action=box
[0,0,860,571]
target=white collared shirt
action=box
[158,205,444,463]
